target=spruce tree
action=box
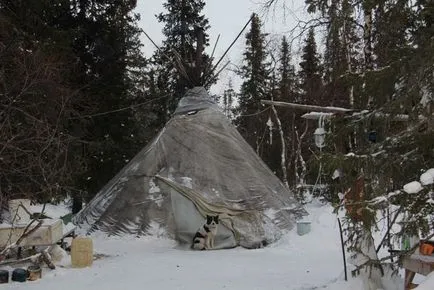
[278,36,297,103]
[235,13,270,156]
[0,1,86,203]
[152,0,213,122]
[0,0,148,205]
[265,0,433,284]
[305,0,434,284]
[298,28,323,105]
[70,0,147,201]
[322,0,358,108]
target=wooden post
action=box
[402,254,434,289]
[338,218,348,281]
[194,26,204,85]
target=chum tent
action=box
[73,87,306,249]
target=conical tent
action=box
[74,87,306,249]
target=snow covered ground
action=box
[3,201,432,289]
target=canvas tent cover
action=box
[74,87,306,249]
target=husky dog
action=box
[191,215,219,250]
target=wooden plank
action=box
[0,219,63,248]
[402,255,434,276]
[404,269,416,289]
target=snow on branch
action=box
[344,150,386,158]
[349,111,429,122]
[339,168,434,211]
[301,112,334,120]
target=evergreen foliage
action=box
[150,0,213,123]
[278,37,297,103]
[71,0,147,200]
[0,2,86,202]
[235,13,270,156]
[299,0,434,280]
[0,0,147,204]
[298,27,323,105]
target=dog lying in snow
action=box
[191,215,219,250]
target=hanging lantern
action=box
[314,114,327,149]
[314,127,326,148]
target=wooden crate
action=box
[0,219,63,248]
[403,253,434,290]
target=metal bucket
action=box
[296,221,311,236]
[27,265,41,281]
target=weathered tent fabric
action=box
[73,87,306,249]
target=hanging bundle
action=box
[266,116,273,145]
[312,114,327,196]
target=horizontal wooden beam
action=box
[402,254,434,276]
[261,100,431,122]
[261,100,354,114]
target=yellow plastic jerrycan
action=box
[71,236,93,268]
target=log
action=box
[41,249,56,269]
[260,100,354,114]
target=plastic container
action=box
[419,241,434,256]
[11,268,27,282]
[296,221,311,236]
[401,234,420,252]
[8,199,31,224]
[0,270,9,283]
[71,236,94,268]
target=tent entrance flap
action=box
[170,190,237,249]
[157,175,280,249]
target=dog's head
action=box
[206,215,219,228]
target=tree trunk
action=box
[72,194,83,214]
[363,2,374,108]
[270,104,289,188]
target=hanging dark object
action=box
[368,130,377,143]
